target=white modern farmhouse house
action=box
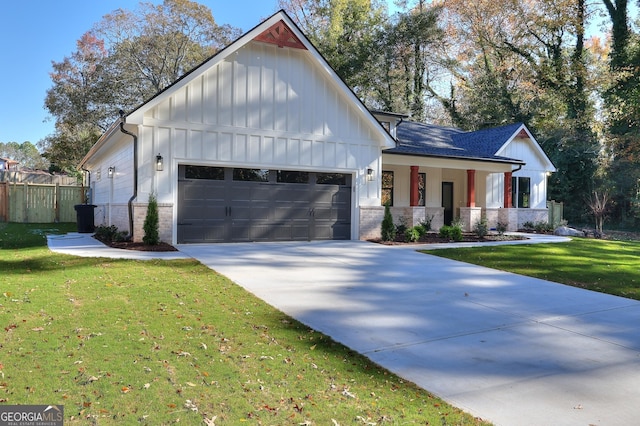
[79,10,555,244]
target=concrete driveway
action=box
[176,240,640,426]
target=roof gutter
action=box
[384,150,526,166]
[118,110,137,241]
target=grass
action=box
[1,223,488,425]
[424,237,640,300]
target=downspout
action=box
[81,167,91,204]
[118,110,138,241]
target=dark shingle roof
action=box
[389,121,525,164]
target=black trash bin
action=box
[74,204,97,233]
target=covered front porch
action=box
[358,153,549,240]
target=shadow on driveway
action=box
[178,240,640,426]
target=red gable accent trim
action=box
[254,20,307,50]
[517,129,528,138]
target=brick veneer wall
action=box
[132,203,173,243]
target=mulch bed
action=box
[94,237,178,252]
[370,232,527,245]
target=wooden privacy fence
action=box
[0,182,85,223]
[547,199,564,226]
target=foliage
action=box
[0,141,48,170]
[395,216,409,236]
[405,226,421,242]
[381,203,395,241]
[1,223,488,425]
[496,222,508,236]
[404,224,427,242]
[420,214,434,232]
[94,225,128,243]
[427,238,640,300]
[439,224,462,241]
[43,0,241,170]
[142,193,160,245]
[473,217,489,239]
[586,190,610,233]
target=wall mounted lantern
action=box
[108,166,115,178]
[156,154,164,171]
[366,168,374,181]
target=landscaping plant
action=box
[143,193,160,245]
[381,203,395,241]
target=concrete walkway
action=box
[46,232,190,260]
[48,233,640,425]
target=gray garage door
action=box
[177,165,351,243]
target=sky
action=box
[0,0,295,145]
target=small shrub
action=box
[439,224,463,242]
[474,217,489,239]
[405,227,421,242]
[496,222,508,236]
[381,204,395,242]
[420,214,434,232]
[523,221,535,231]
[395,217,408,238]
[450,226,463,241]
[94,225,128,243]
[414,224,427,237]
[439,225,452,239]
[534,220,553,233]
[143,193,160,245]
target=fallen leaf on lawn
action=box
[143,383,151,389]
[331,419,340,426]
[184,399,198,412]
[310,344,317,350]
[31,327,45,332]
[200,342,207,350]
[204,415,217,426]
[87,376,99,382]
[342,388,356,398]
[121,386,130,393]
[185,382,197,387]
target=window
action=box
[512,177,531,208]
[382,171,394,206]
[185,165,224,180]
[277,170,309,184]
[233,168,269,182]
[316,173,348,185]
[418,172,426,207]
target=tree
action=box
[376,1,444,120]
[381,203,395,241]
[43,0,241,172]
[600,0,640,226]
[0,141,48,170]
[279,0,388,103]
[143,193,160,245]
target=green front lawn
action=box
[1,223,488,425]
[425,237,640,300]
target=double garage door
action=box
[177,165,352,243]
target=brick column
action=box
[504,171,513,208]
[410,166,419,206]
[466,169,476,207]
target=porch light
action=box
[367,168,374,181]
[108,166,115,178]
[156,154,164,171]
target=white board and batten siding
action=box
[498,136,551,209]
[137,41,385,207]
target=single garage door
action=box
[177,165,351,243]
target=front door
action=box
[442,182,453,226]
